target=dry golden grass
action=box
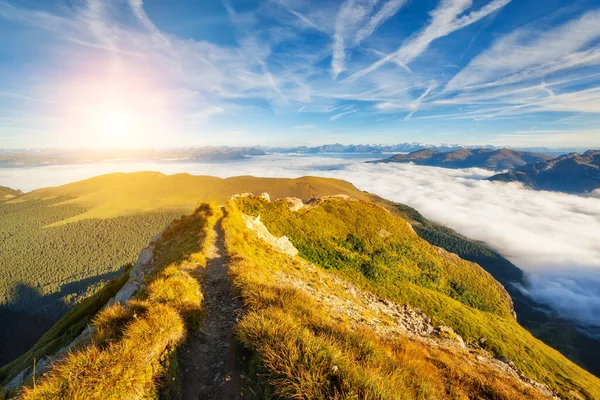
[223,201,551,400]
[18,172,370,225]
[20,204,222,399]
[22,303,184,400]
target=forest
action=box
[0,198,180,366]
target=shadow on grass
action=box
[0,267,128,374]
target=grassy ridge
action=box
[0,172,371,369]
[389,202,600,376]
[23,172,372,224]
[224,201,550,399]
[19,204,221,399]
[235,197,600,399]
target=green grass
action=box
[234,196,600,399]
[0,186,21,202]
[223,200,553,400]
[1,172,370,372]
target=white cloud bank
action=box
[2,156,599,329]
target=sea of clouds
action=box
[1,154,599,330]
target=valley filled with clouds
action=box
[3,156,599,332]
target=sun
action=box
[101,110,133,139]
[57,71,170,148]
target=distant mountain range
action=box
[0,143,581,167]
[0,147,267,167]
[489,150,600,194]
[370,148,554,171]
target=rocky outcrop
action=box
[242,214,298,258]
[284,197,304,212]
[259,193,271,202]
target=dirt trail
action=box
[181,215,243,400]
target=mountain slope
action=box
[371,148,554,171]
[0,186,21,202]
[232,196,600,398]
[0,173,372,369]
[388,201,600,376]
[8,197,600,399]
[489,150,600,193]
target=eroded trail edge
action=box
[181,214,243,400]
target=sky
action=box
[0,0,600,148]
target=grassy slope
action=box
[0,172,367,369]
[224,201,549,399]
[389,201,600,376]
[235,197,600,399]
[0,266,133,386]
[22,172,372,224]
[19,204,221,399]
[0,186,21,202]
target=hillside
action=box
[3,195,599,399]
[0,173,373,368]
[0,186,21,202]
[388,201,600,376]
[2,172,599,381]
[371,148,554,171]
[489,150,600,193]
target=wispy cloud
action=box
[128,0,169,46]
[330,108,359,120]
[332,0,377,78]
[0,0,599,147]
[446,9,600,92]
[405,82,436,120]
[354,0,409,45]
[347,0,512,81]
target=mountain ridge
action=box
[488,150,600,193]
[1,174,599,399]
[5,195,600,398]
[0,186,22,202]
[370,148,554,171]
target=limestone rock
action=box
[242,214,298,257]
[229,193,252,201]
[284,197,304,212]
[259,193,271,202]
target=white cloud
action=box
[4,156,600,330]
[347,0,512,81]
[127,0,169,46]
[329,108,359,120]
[332,0,378,78]
[354,0,409,45]
[446,9,600,91]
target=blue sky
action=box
[0,0,599,148]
